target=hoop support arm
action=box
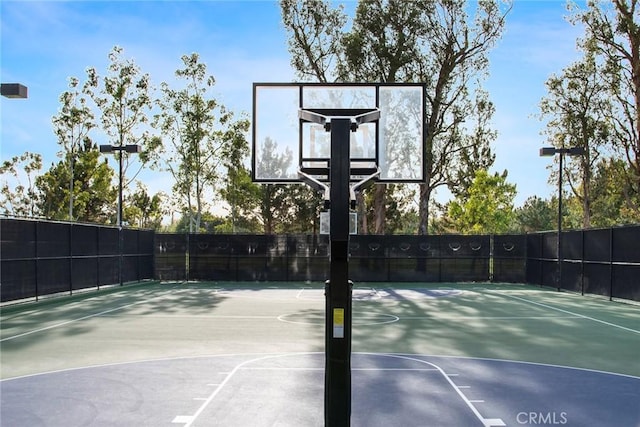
[349,168,380,208]
[298,168,331,205]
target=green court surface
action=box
[1,281,638,426]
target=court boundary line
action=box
[3,351,639,383]
[481,290,640,335]
[359,353,505,427]
[171,354,271,427]
[170,352,505,427]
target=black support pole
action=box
[325,118,352,427]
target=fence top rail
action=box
[1,216,153,231]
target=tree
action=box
[85,46,160,225]
[281,0,347,83]
[281,0,509,234]
[0,152,42,217]
[450,88,498,198]
[445,169,516,234]
[281,184,324,233]
[52,76,96,221]
[172,210,226,233]
[36,141,116,223]
[360,183,419,234]
[123,183,165,229]
[571,0,640,217]
[416,1,508,234]
[154,53,247,233]
[513,196,556,232]
[589,157,640,225]
[339,0,435,234]
[538,51,610,228]
[219,116,260,233]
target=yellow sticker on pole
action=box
[333,308,345,338]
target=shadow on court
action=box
[2,353,638,427]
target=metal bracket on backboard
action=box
[349,168,380,209]
[299,108,380,132]
[298,168,331,207]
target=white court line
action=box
[0,296,165,343]
[240,367,438,372]
[296,288,307,299]
[172,352,504,427]
[171,353,318,427]
[399,315,579,320]
[484,291,640,335]
[99,314,276,320]
[361,353,505,427]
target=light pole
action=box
[100,144,141,286]
[540,146,585,291]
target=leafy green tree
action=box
[416,1,508,234]
[571,0,640,218]
[360,183,418,234]
[281,0,508,234]
[451,89,498,198]
[36,141,116,222]
[123,183,165,229]
[218,115,258,233]
[589,157,640,226]
[0,152,42,217]
[445,169,516,234]
[219,168,262,233]
[154,53,247,233]
[85,46,159,225]
[513,196,556,232]
[173,210,225,233]
[52,76,96,220]
[538,51,610,228]
[281,184,324,233]
[281,0,347,83]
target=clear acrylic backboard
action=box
[252,83,426,183]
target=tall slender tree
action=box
[85,46,160,225]
[571,0,640,217]
[52,76,95,221]
[155,53,250,232]
[538,53,610,228]
[0,152,42,217]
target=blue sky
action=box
[1,0,584,213]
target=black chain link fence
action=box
[3,218,637,303]
[154,233,525,284]
[1,218,154,302]
[526,225,640,301]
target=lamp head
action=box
[539,147,557,157]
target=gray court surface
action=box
[2,352,638,427]
[2,284,639,426]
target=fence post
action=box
[69,223,73,296]
[609,228,614,301]
[35,220,39,301]
[489,234,494,282]
[580,229,585,296]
